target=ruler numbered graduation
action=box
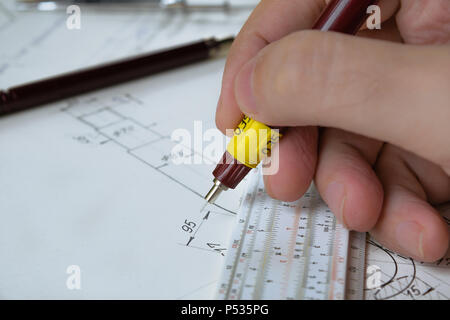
[217,170,366,300]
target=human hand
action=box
[215,0,450,262]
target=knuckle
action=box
[397,0,450,44]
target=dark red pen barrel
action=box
[0,40,212,116]
[313,0,379,33]
[213,0,379,190]
[213,151,252,189]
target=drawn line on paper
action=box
[62,94,237,258]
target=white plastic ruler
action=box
[217,170,366,300]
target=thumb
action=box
[234,30,450,172]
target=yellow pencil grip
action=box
[226,116,282,168]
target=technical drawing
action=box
[62,93,239,260]
[365,205,450,300]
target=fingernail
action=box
[323,181,347,228]
[234,58,258,115]
[396,221,425,259]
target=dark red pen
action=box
[0,37,233,116]
[204,0,379,204]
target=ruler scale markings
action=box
[281,205,301,299]
[326,212,336,293]
[262,203,289,299]
[221,189,257,300]
[255,202,271,299]
[238,186,268,299]
[217,170,365,300]
[254,200,276,299]
[328,221,348,299]
[300,204,314,299]
[234,192,257,300]
[242,194,265,299]
[291,211,307,299]
[292,206,309,299]
[299,195,319,299]
[328,217,338,299]
[346,232,366,300]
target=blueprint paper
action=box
[1,0,449,300]
[0,0,254,299]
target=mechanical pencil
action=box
[204,0,379,204]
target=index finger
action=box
[216,0,327,134]
[215,0,399,134]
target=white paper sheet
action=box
[0,0,255,299]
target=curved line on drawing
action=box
[367,240,418,300]
[214,203,237,216]
[379,258,416,300]
[366,240,397,290]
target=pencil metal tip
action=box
[204,178,228,205]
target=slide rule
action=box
[217,170,366,300]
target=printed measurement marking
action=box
[63,95,237,258]
[217,171,363,300]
